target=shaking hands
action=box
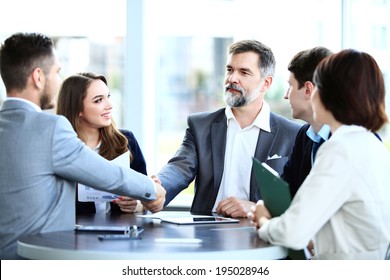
[141,175,166,213]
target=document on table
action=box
[77,151,130,202]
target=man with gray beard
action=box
[154,40,301,218]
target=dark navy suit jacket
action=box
[281,124,313,198]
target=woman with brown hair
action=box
[57,72,146,214]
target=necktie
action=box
[312,138,324,163]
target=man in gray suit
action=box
[0,33,165,259]
[155,40,301,218]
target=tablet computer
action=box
[160,216,239,225]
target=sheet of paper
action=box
[78,151,130,202]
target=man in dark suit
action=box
[155,40,301,218]
[281,47,333,198]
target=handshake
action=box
[111,175,166,214]
[141,175,166,213]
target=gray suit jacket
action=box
[0,99,156,259]
[158,108,301,214]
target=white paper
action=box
[77,151,130,202]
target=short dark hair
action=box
[228,40,275,78]
[314,49,388,132]
[288,46,332,88]
[0,32,54,92]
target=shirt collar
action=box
[306,124,331,143]
[225,100,271,132]
[93,141,102,152]
[6,97,42,112]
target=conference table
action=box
[17,211,287,260]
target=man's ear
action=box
[304,81,314,99]
[261,76,273,92]
[31,67,45,90]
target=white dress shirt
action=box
[213,102,271,211]
[259,125,390,259]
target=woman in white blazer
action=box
[250,49,390,259]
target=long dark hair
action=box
[57,72,132,160]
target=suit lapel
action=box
[207,112,281,205]
[253,129,276,161]
[211,122,226,187]
[250,116,278,201]
[207,119,227,210]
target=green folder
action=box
[252,157,307,260]
[252,158,291,217]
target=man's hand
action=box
[216,197,255,218]
[151,175,161,185]
[141,176,166,213]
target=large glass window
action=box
[141,0,345,177]
[342,0,390,132]
[138,0,390,206]
[0,0,126,115]
[1,0,389,207]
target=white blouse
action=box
[258,125,390,259]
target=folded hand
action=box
[113,196,143,213]
[247,200,271,228]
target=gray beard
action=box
[224,92,247,107]
[224,83,262,108]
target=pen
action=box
[102,195,120,200]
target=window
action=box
[1,0,390,207]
